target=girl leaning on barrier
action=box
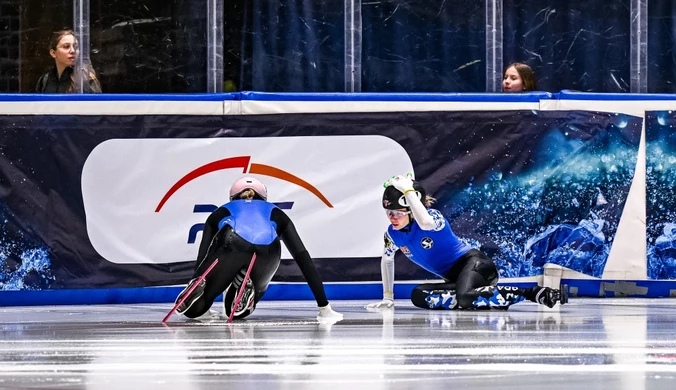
[502,62,537,92]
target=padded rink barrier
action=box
[1,91,676,305]
[235,91,551,114]
[0,93,235,115]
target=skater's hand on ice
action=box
[317,303,343,323]
[384,173,414,193]
[366,297,394,310]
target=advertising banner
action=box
[646,110,676,279]
[0,110,641,290]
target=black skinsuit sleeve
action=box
[194,207,231,272]
[271,207,329,307]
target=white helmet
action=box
[229,177,268,200]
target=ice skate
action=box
[534,284,568,308]
[175,278,206,314]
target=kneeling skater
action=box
[175,177,342,321]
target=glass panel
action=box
[233,0,345,92]
[647,2,676,93]
[207,0,224,92]
[503,0,631,93]
[73,0,95,93]
[7,1,72,93]
[630,0,647,93]
[90,0,208,93]
[361,0,486,92]
[344,0,362,92]
[485,0,504,92]
[223,0,246,92]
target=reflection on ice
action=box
[1,299,675,390]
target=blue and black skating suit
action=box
[384,208,473,277]
[385,208,537,311]
[193,199,329,309]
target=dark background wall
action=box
[1,0,675,93]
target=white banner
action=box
[81,136,413,264]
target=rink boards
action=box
[1,91,676,304]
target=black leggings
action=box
[183,226,282,318]
[411,249,535,309]
[445,249,499,308]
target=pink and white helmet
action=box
[229,177,268,200]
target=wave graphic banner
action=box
[646,111,676,279]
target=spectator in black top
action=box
[35,30,102,93]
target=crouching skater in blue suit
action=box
[174,177,342,321]
[368,174,567,311]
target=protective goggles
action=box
[385,209,411,218]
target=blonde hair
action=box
[424,195,436,207]
[237,189,256,200]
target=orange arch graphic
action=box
[155,156,333,211]
[249,163,333,208]
[155,156,250,212]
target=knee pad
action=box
[473,258,499,285]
